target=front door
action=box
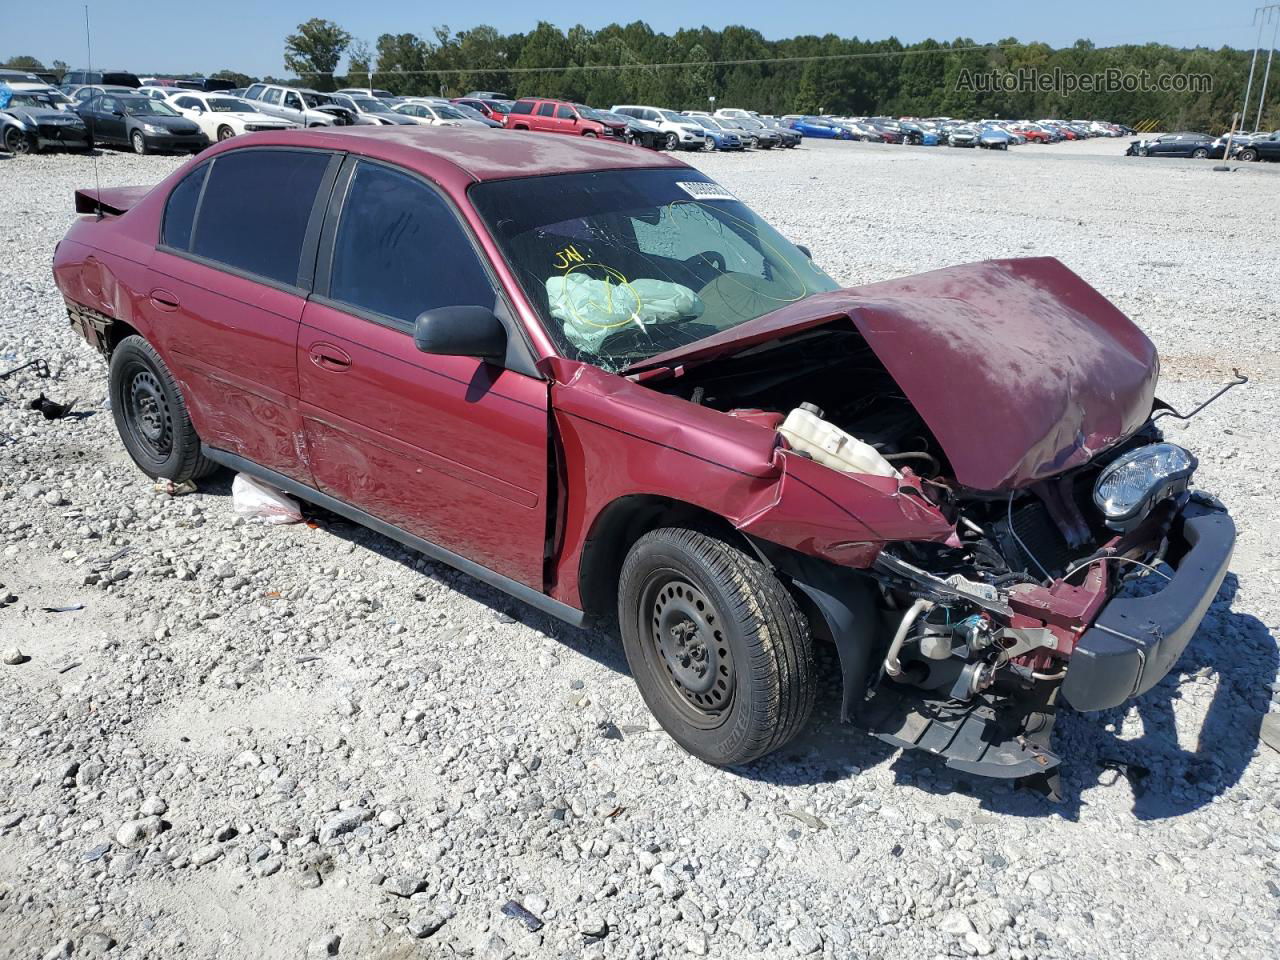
[297,158,550,589]
[143,146,339,482]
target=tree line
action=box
[7,21,1273,132]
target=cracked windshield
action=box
[470,169,838,370]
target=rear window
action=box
[510,100,534,115]
[161,164,209,251]
[189,149,331,287]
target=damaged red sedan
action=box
[54,127,1235,790]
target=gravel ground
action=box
[1,137,1278,960]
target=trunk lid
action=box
[628,257,1158,491]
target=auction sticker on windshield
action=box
[675,181,737,201]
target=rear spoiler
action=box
[74,185,151,217]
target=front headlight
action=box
[141,123,166,135]
[1093,442,1196,530]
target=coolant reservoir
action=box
[778,405,901,478]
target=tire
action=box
[664,132,679,151]
[3,126,32,155]
[1192,147,1208,159]
[704,136,715,151]
[582,130,597,138]
[109,335,217,482]
[1240,148,1259,162]
[217,125,236,141]
[618,527,815,766]
[131,130,148,155]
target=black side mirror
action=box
[413,306,506,362]
[796,244,813,260]
[111,109,124,117]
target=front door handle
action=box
[149,288,180,311]
[308,342,352,372]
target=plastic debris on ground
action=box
[154,479,198,497]
[231,473,303,525]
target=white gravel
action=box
[1,138,1278,960]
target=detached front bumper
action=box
[1061,507,1235,711]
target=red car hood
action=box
[628,257,1158,491]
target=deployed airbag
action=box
[546,274,703,351]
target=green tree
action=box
[284,18,352,91]
[3,55,46,72]
[212,69,254,88]
[346,39,372,88]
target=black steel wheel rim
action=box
[641,572,734,727]
[123,366,173,462]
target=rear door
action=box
[297,158,550,588]
[533,101,557,132]
[144,146,340,482]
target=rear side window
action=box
[161,164,209,251]
[190,149,330,286]
[328,161,494,325]
[510,100,533,115]
[263,88,282,105]
[536,102,555,117]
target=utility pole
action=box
[1243,4,1280,134]
[1255,5,1280,131]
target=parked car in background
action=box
[721,116,778,149]
[394,101,489,128]
[1,86,91,154]
[65,84,136,106]
[1126,132,1215,158]
[899,120,938,145]
[172,78,236,93]
[592,109,665,149]
[611,105,705,150]
[336,87,397,100]
[686,114,745,151]
[75,93,207,154]
[572,104,629,139]
[1237,130,1280,162]
[758,116,801,147]
[463,90,509,100]
[243,84,349,127]
[168,92,297,141]
[978,125,1013,150]
[506,98,612,138]
[453,97,511,123]
[448,102,503,128]
[948,125,979,147]
[138,85,190,102]
[782,116,849,139]
[54,128,1235,783]
[61,69,141,90]
[328,93,417,126]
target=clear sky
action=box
[4,1,1269,78]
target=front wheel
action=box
[131,130,148,155]
[581,130,597,138]
[109,336,217,482]
[703,136,715,151]
[3,126,32,155]
[217,125,236,141]
[619,528,815,766]
[664,132,679,150]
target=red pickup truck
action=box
[52,127,1234,793]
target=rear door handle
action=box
[149,288,180,311]
[308,342,352,372]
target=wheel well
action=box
[106,318,141,356]
[577,496,751,622]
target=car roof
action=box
[206,125,685,184]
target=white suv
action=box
[610,105,705,150]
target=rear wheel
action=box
[109,336,217,482]
[1192,147,1208,159]
[131,130,148,155]
[1240,147,1259,162]
[619,528,815,766]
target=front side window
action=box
[556,105,574,120]
[471,169,837,370]
[284,92,303,110]
[190,149,331,286]
[328,161,494,325]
